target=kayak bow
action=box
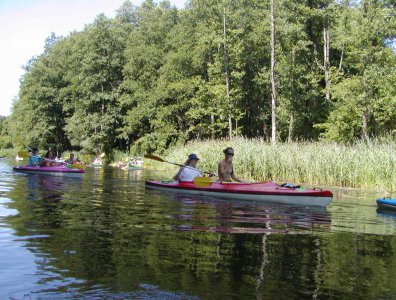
[377,198,396,211]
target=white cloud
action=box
[0,0,186,116]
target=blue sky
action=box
[0,0,186,116]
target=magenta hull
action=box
[13,165,85,178]
[145,180,333,207]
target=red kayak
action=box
[145,180,333,207]
[13,165,85,178]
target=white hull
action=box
[147,185,332,207]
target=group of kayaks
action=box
[12,162,395,210]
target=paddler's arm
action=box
[218,161,225,181]
[230,165,242,182]
[173,166,184,181]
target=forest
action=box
[1,0,396,156]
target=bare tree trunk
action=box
[314,27,331,103]
[324,28,331,102]
[263,123,270,143]
[338,0,349,71]
[288,113,294,143]
[362,110,369,141]
[211,114,215,139]
[270,0,277,144]
[223,7,232,140]
[362,78,370,141]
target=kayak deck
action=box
[146,180,333,207]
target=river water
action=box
[0,159,395,299]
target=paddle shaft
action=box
[166,160,216,176]
[144,154,216,176]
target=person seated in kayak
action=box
[41,150,61,166]
[28,147,42,166]
[93,156,103,165]
[65,153,78,164]
[129,157,143,167]
[218,147,242,182]
[173,153,202,182]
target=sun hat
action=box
[223,147,234,155]
[188,153,200,160]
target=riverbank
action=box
[3,138,395,191]
[145,138,396,191]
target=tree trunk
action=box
[270,0,277,144]
[324,28,331,102]
[362,110,369,141]
[223,7,232,140]
[288,113,294,143]
[263,122,270,143]
[211,114,215,139]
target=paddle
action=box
[17,150,31,158]
[193,176,216,187]
[144,154,216,176]
[65,163,86,170]
[193,177,247,187]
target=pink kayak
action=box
[13,165,85,178]
[145,180,333,207]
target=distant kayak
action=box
[90,163,103,168]
[126,165,143,170]
[376,198,396,211]
[145,180,333,207]
[13,165,85,178]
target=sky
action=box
[0,0,186,116]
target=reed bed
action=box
[147,138,396,191]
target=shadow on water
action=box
[0,161,395,299]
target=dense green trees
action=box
[0,116,12,149]
[6,0,396,154]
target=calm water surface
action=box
[0,159,395,299]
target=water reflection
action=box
[165,193,331,234]
[0,161,396,299]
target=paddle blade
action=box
[72,163,86,170]
[193,177,216,187]
[66,163,86,170]
[144,154,165,162]
[17,151,30,158]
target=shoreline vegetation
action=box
[145,138,396,192]
[3,137,395,191]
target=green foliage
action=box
[0,116,12,149]
[7,0,396,155]
[0,148,15,158]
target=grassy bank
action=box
[146,138,396,191]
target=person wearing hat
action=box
[218,147,242,182]
[28,147,42,166]
[173,153,202,182]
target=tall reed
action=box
[148,138,396,191]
